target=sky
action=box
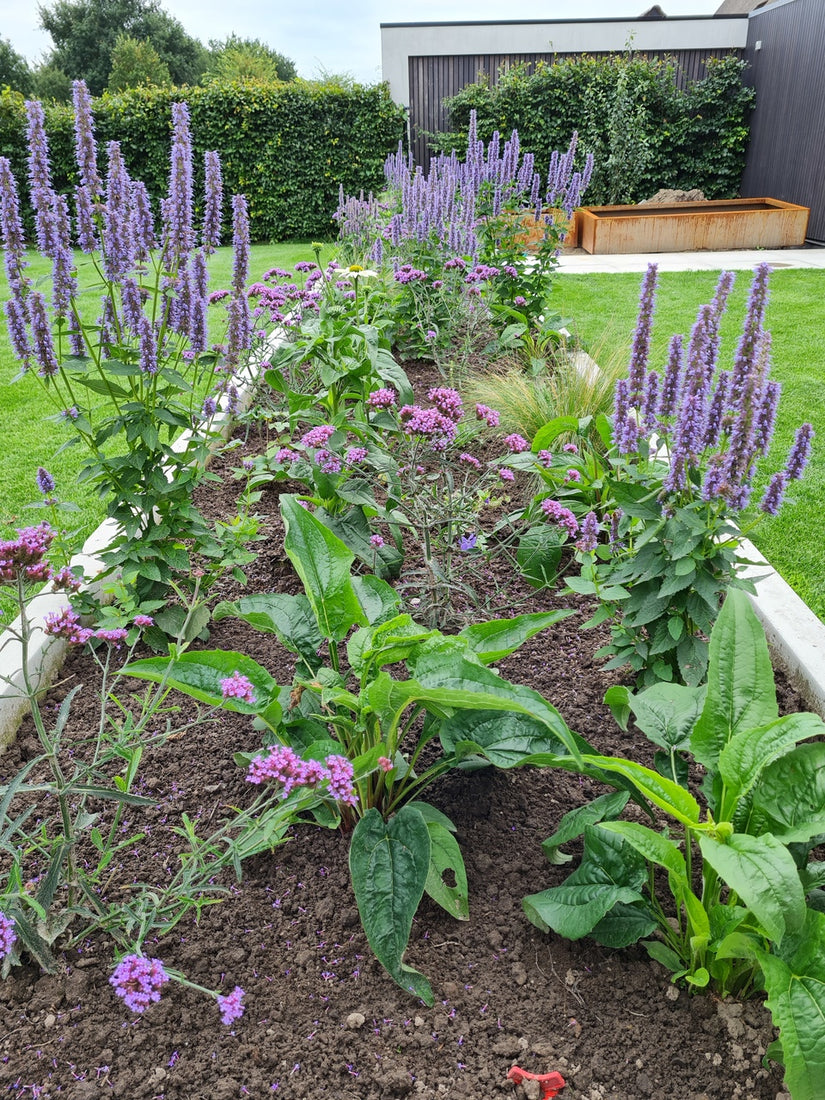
[3,0,724,85]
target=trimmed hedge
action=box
[0,80,406,241]
[434,54,755,204]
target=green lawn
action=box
[0,241,324,541]
[552,268,825,620]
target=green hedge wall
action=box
[0,80,406,242]
[435,54,755,205]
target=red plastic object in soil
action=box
[507,1066,566,1098]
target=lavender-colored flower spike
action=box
[203,150,222,254]
[0,157,28,284]
[164,101,194,265]
[759,471,787,515]
[752,378,781,456]
[730,264,771,405]
[138,315,158,375]
[4,296,32,366]
[785,422,814,480]
[131,181,156,263]
[29,291,60,376]
[72,80,101,197]
[702,370,730,449]
[612,376,630,449]
[75,186,100,253]
[231,193,250,295]
[26,99,57,257]
[102,142,134,280]
[628,264,658,404]
[50,193,77,323]
[657,334,683,422]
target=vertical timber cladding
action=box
[408,49,743,170]
[741,0,825,243]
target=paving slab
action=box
[557,246,825,274]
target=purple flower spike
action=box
[0,912,16,959]
[110,954,169,1014]
[759,471,787,515]
[72,80,101,197]
[575,512,600,552]
[217,986,245,1026]
[628,265,658,403]
[203,150,223,254]
[784,422,814,481]
[36,467,55,495]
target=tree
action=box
[203,34,296,85]
[32,61,73,103]
[37,0,208,95]
[107,33,172,92]
[0,37,34,95]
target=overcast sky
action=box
[3,1,724,84]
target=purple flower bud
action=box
[36,467,55,495]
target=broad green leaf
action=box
[698,832,806,943]
[624,681,706,751]
[458,610,573,665]
[516,526,564,588]
[718,713,825,806]
[281,494,367,642]
[592,901,658,948]
[213,593,323,662]
[752,742,825,842]
[439,710,573,768]
[599,821,687,878]
[123,651,278,714]
[352,574,401,626]
[691,590,778,770]
[644,939,683,973]
[752,908,825,1100]
[349,806,433,1004]
[532,416,581,451]
[542,791,630,863]
[524,826,646,939]
[422,821,469,921]
[603,685,631,731]
[580,754,701,825]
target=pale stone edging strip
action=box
[0,339,285,751]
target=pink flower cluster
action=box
[398,404,457,452]
[504,433,529,454]
[300,424,336,449]
[367,388,396,410]
[475,404,500,428]
[110,954,169,1014]
[220,671,256,705]
[216,986,245,1026]
[246,745,357,805]
[541,499,579,538]
[0,523,54,583]
[44,607,127,647]
[427,387,463,423]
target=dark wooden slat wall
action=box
[741,0,825,242]
[408,49,743,169]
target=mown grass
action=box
[0,241,325,541]
[551,268,825,620]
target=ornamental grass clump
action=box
[0,81,256,608]
[534,263,813,686]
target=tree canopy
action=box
[107,34,172,92]
[37,0,208,94]
[203,35,297,84]
[0,37,34,95]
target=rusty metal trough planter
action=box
[577,198,809,255]
[514,208,579,251]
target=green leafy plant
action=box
[523,589,825,1100]
[122,495,601,1003]
[533,265,814,686]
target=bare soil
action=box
[0,368,802,1100]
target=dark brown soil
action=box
[0,368,803,1100]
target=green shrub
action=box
[0,80,405,241]
[436,54,755,204]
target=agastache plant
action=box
[0,82,255,612]
[538,263,813,686]
[334,110,593,357]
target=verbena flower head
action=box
[427,386,463,422]
[0,912,16,959]
[504,433,529,454]
[541,498,579,538]
[220,671,256,705]
[300,424,335,449]
[110,954,169,1014]
[367,387,396,410]
[475,403,500,428]
[216,986,245,1026]
[0,523,54,583]
[369,534,385,549]
[44,606,93,645]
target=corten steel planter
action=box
[577,198,810,254]
[514,208,579,251]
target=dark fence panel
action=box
[741,0,825,242]
[409,49,743,168]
